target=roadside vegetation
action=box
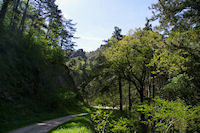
[50,115,93,133]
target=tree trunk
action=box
[140,86,147,132]
[139,87,144,103]
[148,75,151,98]
[20,0,30,32]
[152,78,155,98]
[0,0,12,25]
[152,77,156,132]
[45,18,53,40]
[10,0,20,28]
[128,82,132,111]
[118,75,122,112]
[14,0,20,10]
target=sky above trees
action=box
[56,0,157,51]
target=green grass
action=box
[50,115,94,133]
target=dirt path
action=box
[9,113,88,133]
[91,105,119,110]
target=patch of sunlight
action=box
[52,126,93,133]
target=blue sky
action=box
[56,0,157,52]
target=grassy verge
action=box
[49,115,94,133]
[1,101,92,133]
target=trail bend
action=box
[9,113,88,133]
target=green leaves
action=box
[138,98,200,132]
[91,109,131,133]
[150,0,200,32]
[110,117,130,133]
[148,48,189,77]
[104,29,163,76]
[91,109,113,133]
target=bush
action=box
[91,108,131,133]
[138,98,200,132]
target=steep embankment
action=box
[0,29,84,132]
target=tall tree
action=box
[112,26,123,112]
[143,18,152,31]
[128,82,132,111]
[19,0,30,32]
[150,0,200,105]
[104,29,163,132]
[10,0,20,28]
[112,26,123,40]
[0,0,12,25]
[150,0,200,33]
